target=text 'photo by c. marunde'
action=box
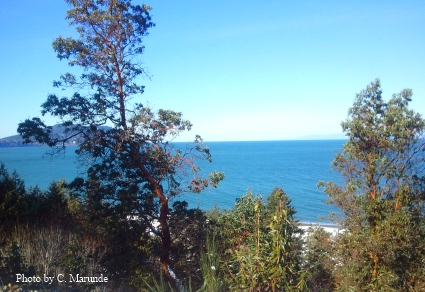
[15,274,108,285]
[1,0,425,291]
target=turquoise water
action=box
[0,140,344,222]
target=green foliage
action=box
[302,227,336,292]
[0,164,145,290]
[0,242,26,287]
[56,239,87,275]
[198,235,222,292]
[0,283,23,292]
[142,272,174,292]
[0,164,26,226]
[168,201,208,288]
[209,188,306,291]
[320,79,425,290]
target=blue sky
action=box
[1,0,424,141]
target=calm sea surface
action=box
[0,140,345,223]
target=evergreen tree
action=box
[0,163,26,227]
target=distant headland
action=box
[0,125,83,147]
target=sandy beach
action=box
[299,222,343,237]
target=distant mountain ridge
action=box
[0,133,33,147]
[0,125,110,147]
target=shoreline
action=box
[298,222,343,236]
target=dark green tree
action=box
[17,0,223,288]
[0,163,26,227]
[320,79,425,290]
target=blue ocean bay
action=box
[0,140,345,222]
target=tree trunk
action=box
[130,148,177,290]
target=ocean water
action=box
[0,140,345,222]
